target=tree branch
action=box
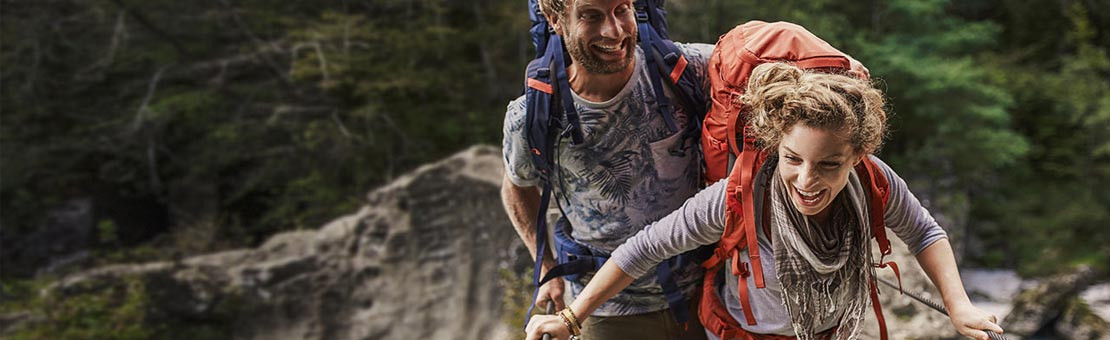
[313,40,330,84]
[108,0,193,59]
[217,0,294,86]
[131,65,170,132]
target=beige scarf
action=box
[770,168,875,340]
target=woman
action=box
[524,63,1004,340]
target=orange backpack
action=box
[696,21,901,340]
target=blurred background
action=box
[1,0,1107,339]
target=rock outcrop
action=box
[1003,265,1098,339]
[1056,282,1110,339]
[26,145,528,340]
[1,198,94,278]
[858,238,1106,340]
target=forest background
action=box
[1,0,1107,328]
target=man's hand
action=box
[949,303,1003,340]
[536,276,566,311]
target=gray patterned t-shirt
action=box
[503,43,714,316]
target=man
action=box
[501,0,713,338]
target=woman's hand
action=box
[524,314,571,340]
[948,303,1003,340]
[524,261,637,340]
[914,240,1004,340]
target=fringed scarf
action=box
[770,169,875,340]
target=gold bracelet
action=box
[558,312,581,336]
[557,312,579,336]
[559,308,582,336]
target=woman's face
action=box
[777,124,862,223]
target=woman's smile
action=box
[777,124,859,223]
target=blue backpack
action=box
[522,0,709,325]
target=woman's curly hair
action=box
[742,62,888,155]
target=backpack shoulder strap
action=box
[855,156,892,257]
[634,1,707,135]
[700,147,769,327]
[856,156,896,340]
[522,1,584,323]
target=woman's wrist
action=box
[944,298,976,315]
[558,307,582,336]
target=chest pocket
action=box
[648,131,696,180]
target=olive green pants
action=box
[579,304,707,340]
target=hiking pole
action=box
[543,303,555,340]
[877,277,1008,340]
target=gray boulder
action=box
[23,145,528,340]
[1002,265,1098,339]
[1055,282,1110,340]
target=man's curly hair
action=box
[538,0,569,18]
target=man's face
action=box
[552,0,637,74]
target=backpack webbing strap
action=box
[522,34,583,325]
[669,55,688,84]
[528,0,549,57]
[541,228,701,324]
[737,135,766,289]
[527,78,553,94]
[856,157,896,340]
[856,158,892,258]
[525,184,555,321]
[539,255,605,286]
[700,262,745,339]
[704,154,752,271]
[549,35,584,144]
[868,278,890,340]
[656,258,693,324]
[637,16,679,133]
[732,250,758,325]
[540,219,608,285]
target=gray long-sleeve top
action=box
[608,155,948,336]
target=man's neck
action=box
[566,60,636,103]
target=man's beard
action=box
[565,36,635,75]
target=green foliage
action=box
[1,0,532,268]
[0,278,54,314]
[9,277,154,340]
[0,0,1106,280]
[3,275,244,340]
[968,0,1110,275]
[499,267,534,329]
[98,220,120,245]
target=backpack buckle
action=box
[559,122,576,138]
[635,10,649,23]
[734,261,750,278]
[663,52,678,64]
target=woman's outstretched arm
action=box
[524,179,731,340]
[524,261,634,340]
[916,238,1004,340]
